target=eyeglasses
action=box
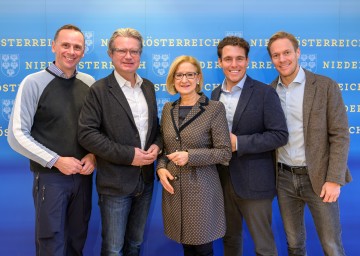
[174,72,198,80]
[112,48,141,57]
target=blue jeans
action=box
[98,177,153,256]
[277,168,345,256]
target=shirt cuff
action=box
[46,155,60,169]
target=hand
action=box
[54,156,83,175]
[157,168,174,194]
[167,151,189,166]
[80,153,96,175]
[320,182,341,203]
[146,144,160,159]
[230,132,237,152]
[131,147,156,166]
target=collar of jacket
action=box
[171,92,209,107]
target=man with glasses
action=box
[211,36,288,256]
[78,28,161,255]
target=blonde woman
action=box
[157,55,232,256]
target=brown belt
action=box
[278,163,308,175]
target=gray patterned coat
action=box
[157,93,232,245]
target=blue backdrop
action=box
[0,0,359,255]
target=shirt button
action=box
[174,175,179,180]
[175,137,180,141]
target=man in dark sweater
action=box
[8,24,96,256]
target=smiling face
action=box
[51,29,85,77]
[108,36,141,81]
[219,45,249,89]
[174,62,200,97]
[269,38,300,86]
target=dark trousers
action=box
[218,165,277,256]
[33,171,92,256]
[182,242,213,256]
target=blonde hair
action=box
[267,31,299,56]
[166,55,203,95]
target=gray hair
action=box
[107,28,143,55]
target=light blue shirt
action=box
[276,67,306,166]
[219,75,246,151]
[219,75,246,132]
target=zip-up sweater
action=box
[8,68,95,173]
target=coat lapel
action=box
[232,77,254,132]
[212,86,222,101]
[107,73,137,127]
[170,99,181,138]
[141,82,155,144]
[302,70,317,143]
[170,93,208,137]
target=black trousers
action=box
[182,242,213,256]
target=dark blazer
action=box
[211,75,288,199]
[78,72,161,196]
[270,69,352,195]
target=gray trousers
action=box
[218,166,278,256]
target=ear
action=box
[51,41,56,53]
[197,73,202,84]
[218,58,223,68]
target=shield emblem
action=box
[225,31,243,37]
[157,97,170,118]
[2,99,14,121]
[84,31,95,54]
[1,54,20,77]
[300,54,317,72]
[152,54,170,77]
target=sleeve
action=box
[7,75,58,167]
[148,81,163,150]
[77,86,135,165]
[187,102,232,166]
[236,86,289,156]
[325,79,350,184]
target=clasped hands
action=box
[131,144,160,166]
[54,153,96,175]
